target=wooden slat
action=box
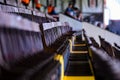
[0,5,7,12]
[43,23,53,30]
[0,12,40,32]
[42,22,63,30]
[31,22,40,32]
[33,11,45,17]
[18,8,32,14]
[24,8,32,14]
[0,5,18,13]
[51,22,62,27]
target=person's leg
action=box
[107,24,114,33]
[116,27,120,36]
[113,21,120,35]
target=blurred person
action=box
[77,10,83,22]
[22,0,30,6]
[104,0,120,35]
[64,3,75,18]
[47,4,59,21]
[73,7,79,19]
[35,3,42,10]
[49,6,58,15]
[47,4,54,14]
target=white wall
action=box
[83,22,120,46]
[55,0,62,13]
[59,14,120,47]
[82,0,103,13]
[74,0,81,9]
[40,0,47,12]
[40,0,47,6]
[59,14,82,31]
[63,0,69,12]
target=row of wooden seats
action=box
[90,39,120,80]
[83,29,120,60]
[0,2,72,79]
[84,31,120,60]
[0,0,26,7]
[41,22,73,72]
[42,22,72,49]
[99,36,120,60]
[0,0,39,10]
[0,12,56,80]
[83,29,120,80]
[113,43,120,60]
[0,12,73,80]
[0,3,56,23]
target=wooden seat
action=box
[113,43,120,60]
[99,36,114,57]
[0,12,60,80]
[90,37,99,48]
